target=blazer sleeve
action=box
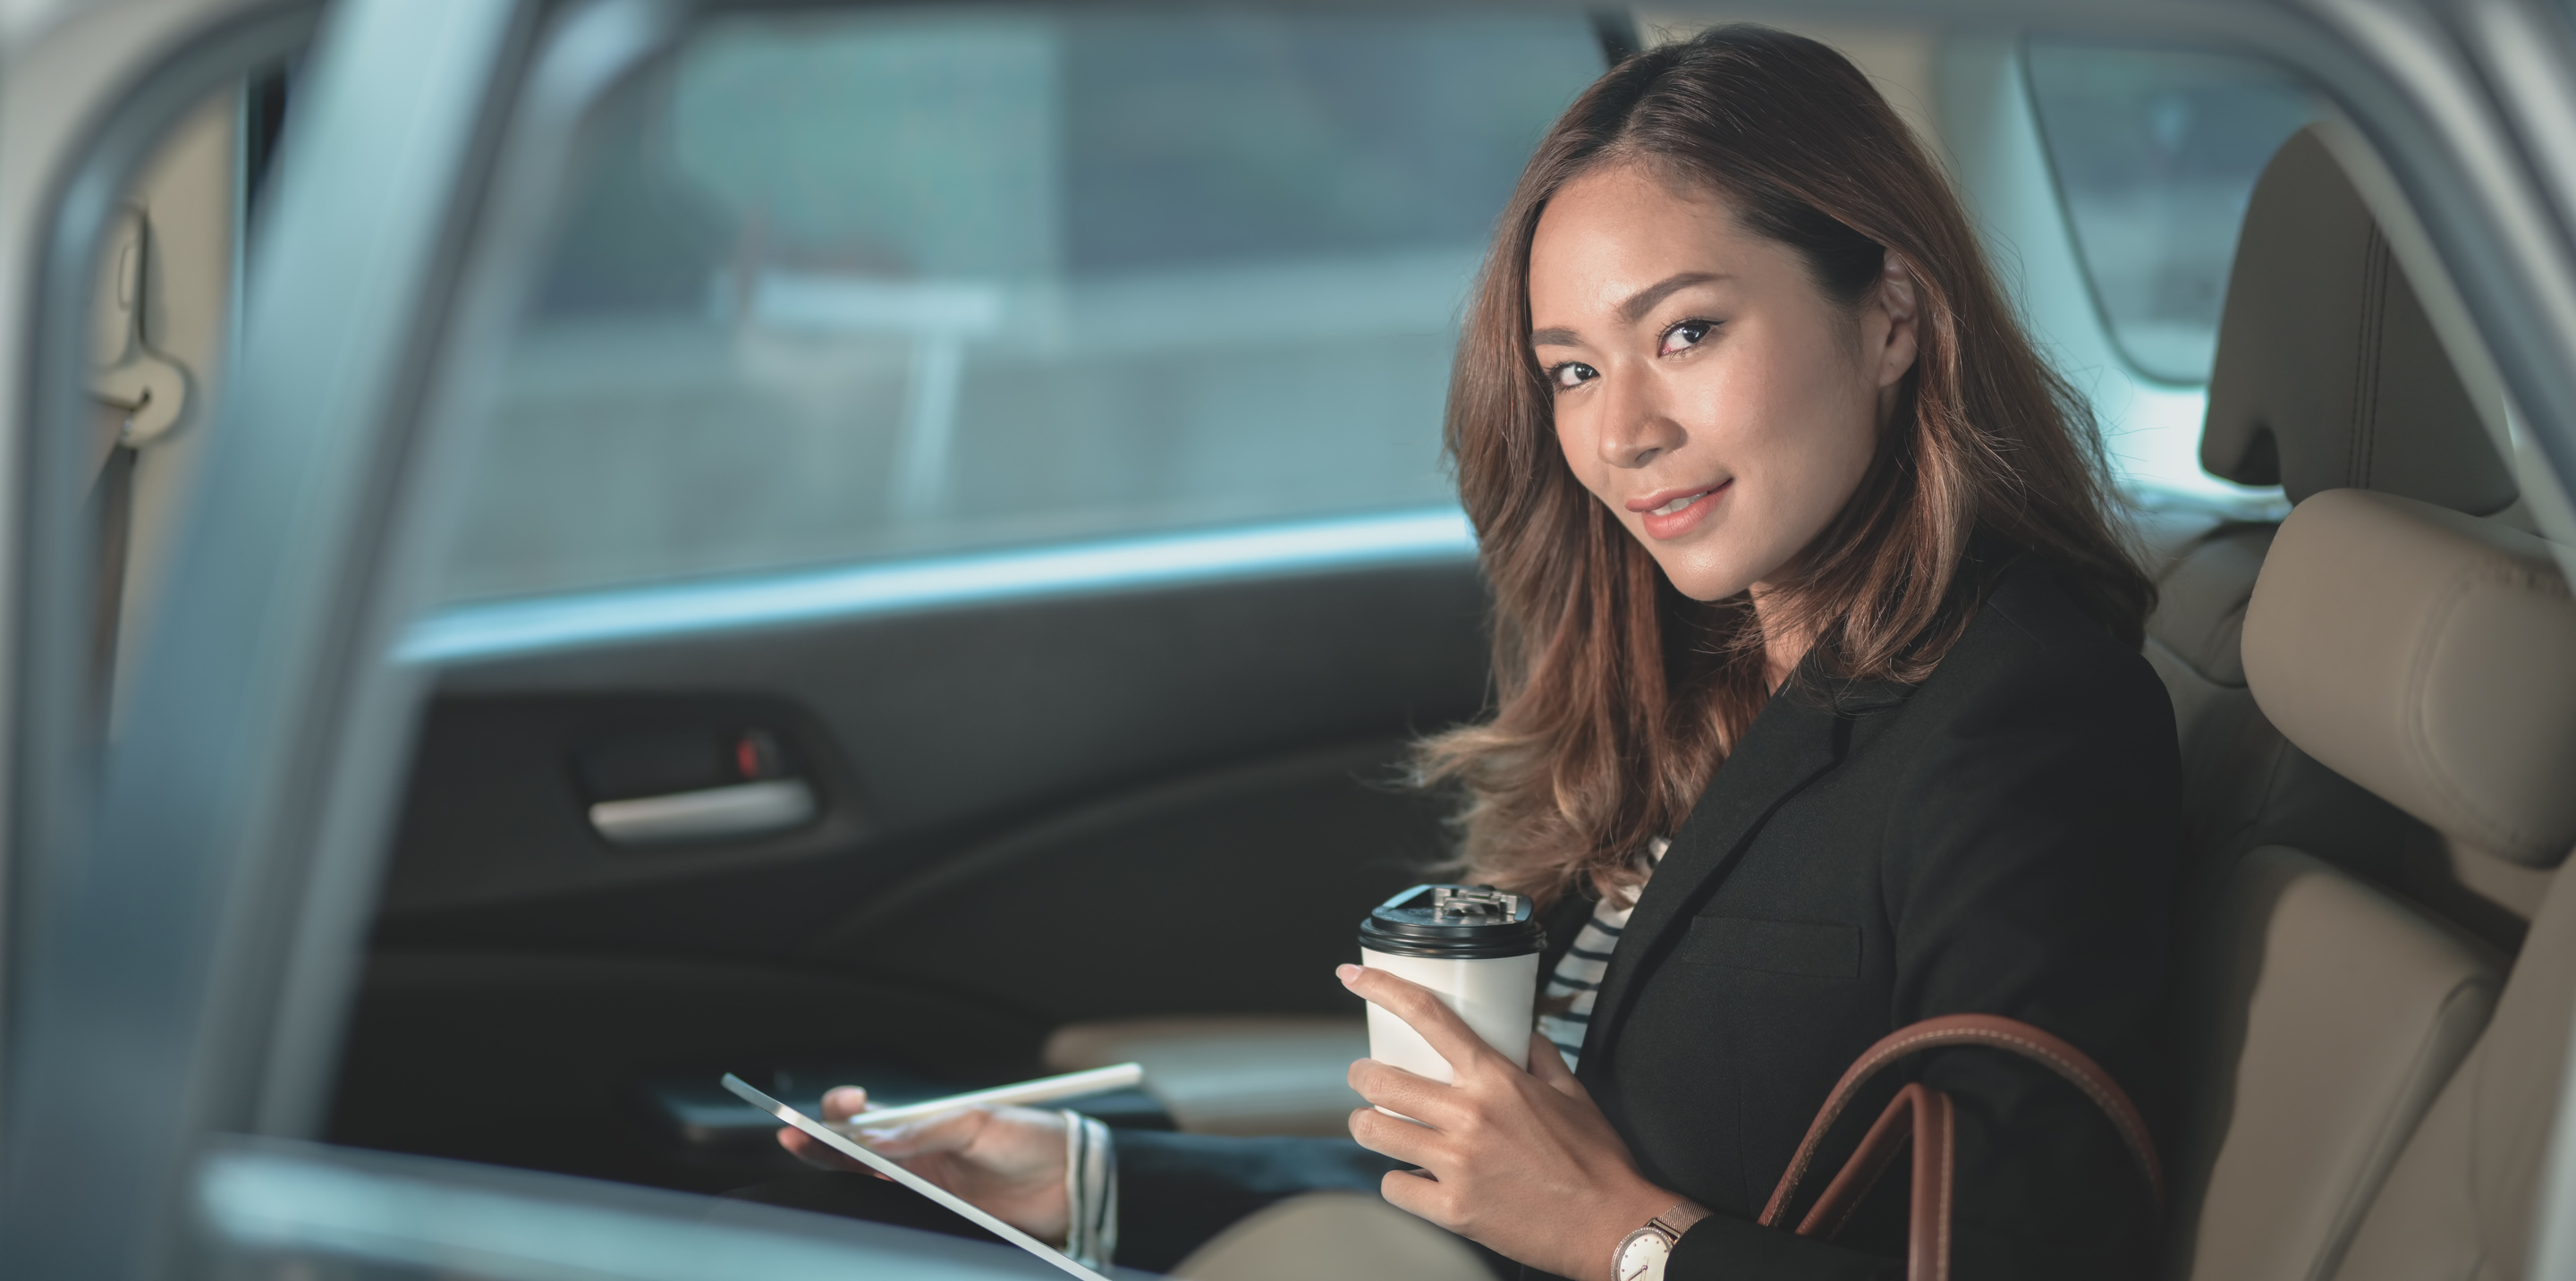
[1863,638,2182,1278]
[1666,1214,1902,1279]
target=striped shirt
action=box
[1537,837,1667,1073]
[1060,1111,1114,1268]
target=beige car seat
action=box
[2154,129,2571,1281]
[2245,492,2576,1281]
[2165,484,2576,1280]
[2148,127,2531,949]
[1168,1192,1490,1281]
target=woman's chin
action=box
[1651,557,1760,604]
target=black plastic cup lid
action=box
[1357,884,1545,959]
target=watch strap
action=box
[1616,1200,1709,1279]
[1647,1200,1708,1243]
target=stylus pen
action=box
[816,1061,1148,1136]
[727,1073,1115,1281]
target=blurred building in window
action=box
[439,11,1599,603]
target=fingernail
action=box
[1336,964,1361,983]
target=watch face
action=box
[1615,1228,1673,1281]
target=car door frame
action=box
[0,0,564,1275]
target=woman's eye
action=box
[1550,361,1599,390]
[1659,319,1714,356]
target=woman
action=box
[773,25,2179,1281]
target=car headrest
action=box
[2244,489,2576,867]
[2201,128,2518,513]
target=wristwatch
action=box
[1613,1201,1709,1281]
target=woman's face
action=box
[1528,161,1918,603]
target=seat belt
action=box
[88,440,138,730]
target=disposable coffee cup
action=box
[1357,884,1546,1104]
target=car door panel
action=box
[378,691,868,914]
[377,556,1484,920]
[328,949,1049,1187]
[802,732,1452,1022]
[336,555,1487,1180]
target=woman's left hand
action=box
[1337,963,1690,1281]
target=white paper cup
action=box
[1355,886,1546,1119]
[1359,946,1541,1079]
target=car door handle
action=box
[588,777,817,846]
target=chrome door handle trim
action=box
[589,778,816,846]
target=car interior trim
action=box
[588,777,818,847]
[199,1133,1045,1279]
[0,1,534,1274]
[399,505,1479,665]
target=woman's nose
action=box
[1596,376,1686,469]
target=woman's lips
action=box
[1632,480,1731,539]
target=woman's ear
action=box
[1871,252,1920,389]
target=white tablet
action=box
[722,1073,1115,1281]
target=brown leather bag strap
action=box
[1759,1014,2164,1233]
[1784,1082,1957,1279]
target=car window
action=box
[434,9,1603,605]
[2024,40,2325,386]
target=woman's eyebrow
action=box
[1530,272,1730,347]
[1617,271,1724,324]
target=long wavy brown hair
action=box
[1418,25,2153,902]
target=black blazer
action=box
[1115,557,2182,1279]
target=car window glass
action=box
[434,9,1600,605]
[2024,40,2323,385]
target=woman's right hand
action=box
[776,1086,1074,1243]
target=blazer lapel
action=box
[1576,684,1851,1082]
